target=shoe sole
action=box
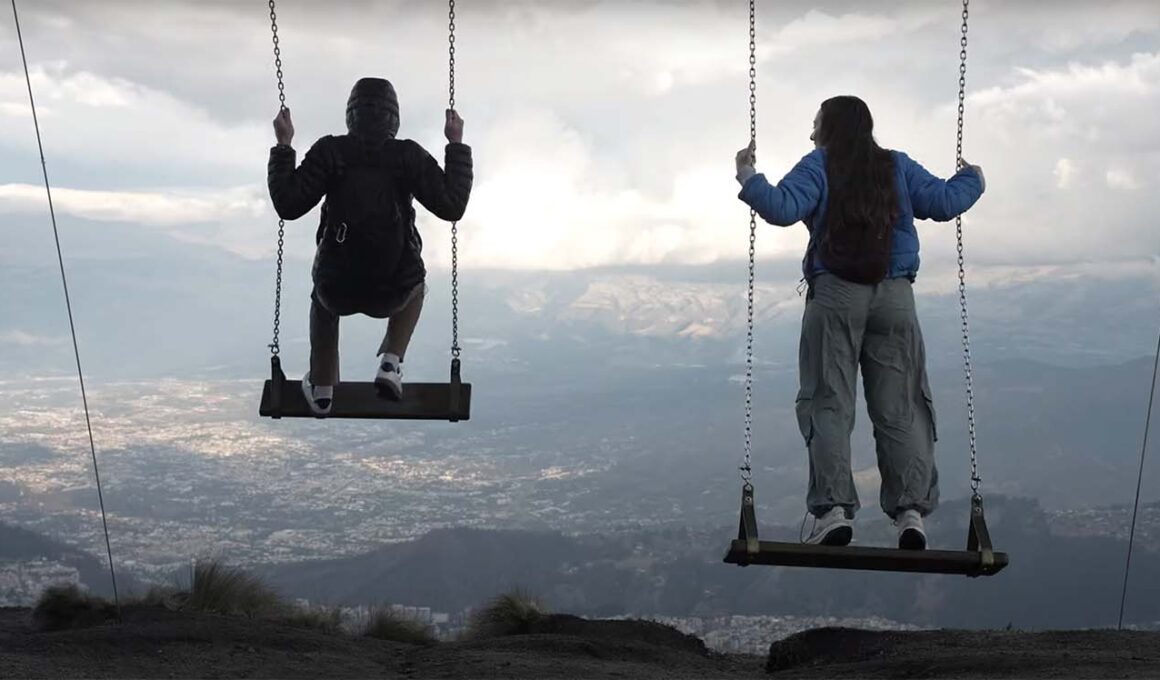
[375,378,402,402]
[899,528,927,550]
[301,379,331,418]
[807,524,853,547]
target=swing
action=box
[723,0,1007,576]
[257,0,470,421]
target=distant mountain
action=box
[4,213,1157,382]
[262,496,1160,631]
[1050,501,1160,545]
[0,523,127,599]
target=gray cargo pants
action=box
[796,273,939,520]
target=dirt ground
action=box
[0,606,764,679]
[767,627,1160,679]
[2,606,1158,679]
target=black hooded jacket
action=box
[266,77,473,315]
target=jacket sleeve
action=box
[736,149,826,227]
[902,152,984,222]
[403,141,473,222]
[267,136,341,221]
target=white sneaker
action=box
[804,506,853,546]
[375,353,403,401]
[300,371,332,417]
[895,509,927,550]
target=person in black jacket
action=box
[267,77,473,416]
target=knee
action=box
[795,397,815,445]
[805,400,856,446]
[868,390,909,428]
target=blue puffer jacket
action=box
[737,148,984,281]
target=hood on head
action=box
[346,77,400,140]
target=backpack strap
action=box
[322,138,403,226]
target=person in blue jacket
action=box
[734,95,985,550]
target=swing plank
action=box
[723,540,1008,575]
[259,379,470,421]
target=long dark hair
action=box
[815,96,897,241]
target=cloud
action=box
[0,330,66,347]
[1054,158,1077,189]
[968,53,1159,151]
[0,1,1157,275]
[427,45,1160,270]
[0,65,266,184]
[943,51,1160,266]
[418,107,807,271]
[1106,168,1140,190]
[0,183,266,226]
[993,0,1160,54]
[768,7,942,54]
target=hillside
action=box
[0,605,762,679]
[1,607,1158,679]
[261,496,1160,630]
[0,523,129,601]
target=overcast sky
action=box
[1,0,1157,277]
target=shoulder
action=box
[387,138,434,165]
[787,148,826,183]
[304,135,347,160]
[793,148,826,176]
[888,149,919,171]
[310,134,342,150]
[393,138,426,153]
[800,147,825,166]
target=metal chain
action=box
[268,0,287,356]
[741,0,756,485]
[449,0,461,359]
[954,0,980,499]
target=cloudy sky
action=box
[1,0,1157,278]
